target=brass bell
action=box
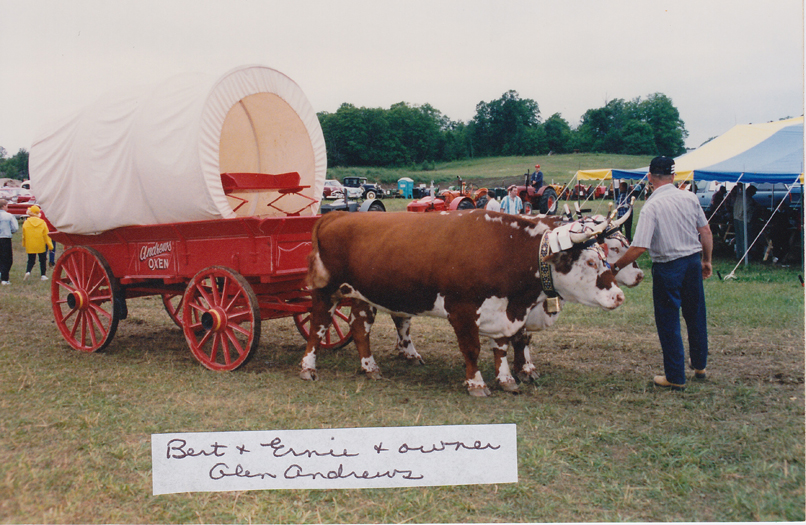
[546,296,561,314]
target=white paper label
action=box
[152,424,517,494]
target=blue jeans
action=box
[651,252,708,385]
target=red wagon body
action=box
[47,173,352,371]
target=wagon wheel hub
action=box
[200,307,227,332]
[66,289,88,311]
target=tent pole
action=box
[742,180,749,268]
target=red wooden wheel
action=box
[293,301,353,351]
[182,266,260,371]
[51,246,120,353]
[162,292,184,328]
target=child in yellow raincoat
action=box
[22,205,54,281]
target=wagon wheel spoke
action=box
[208,334,221,364]
[332,308,351,324]
[162,292,185,328]
[86,311,100,348]
[327,322,347,344]
[89,301,113,323]
[293,302,353,351]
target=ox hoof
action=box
[500,380,520,393]
[300,369,318,381]
[398,352,425,366]
[467,385,492,397]
[365,369,383,380]
[516,370,540,383]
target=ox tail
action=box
[306,214,333,289]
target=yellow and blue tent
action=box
[576,117,804,185]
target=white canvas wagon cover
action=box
[30,65,326,234]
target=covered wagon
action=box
[29,65,353,370]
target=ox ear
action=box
[599,242,609,257]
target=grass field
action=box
[1,155,803,523]
[326,153,655,189]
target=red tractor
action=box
[407,177,490,212]
[514,169,560,215]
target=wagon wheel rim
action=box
[162,291,184,328]
[293,300,353,351]
[182,266,260,371]
[51,246,119,353]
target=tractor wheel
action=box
[181,266,260,371]
[51,246,120,353]
[539,187,558,215]
[456,198,476,210]
[523,202,533,215]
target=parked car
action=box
[694,180,802,213]
[343,176,384,199]
[322,180,345,199]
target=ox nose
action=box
[612,289,625,309]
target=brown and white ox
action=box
[300,209,625,396]
[389,211,644,392]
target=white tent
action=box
[30,65,326,234]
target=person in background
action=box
[485,193,501,212]
[707,185,727,220]
[48,242,57,268]
[500,185,523,215]
[733,184,758,261]
[22,205,54,281]
[0,198,18,285]
[611,156,712,391]
[530,164,544,189]
[614,181,635,242]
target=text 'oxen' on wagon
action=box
[299,209,626,396]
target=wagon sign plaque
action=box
[137,241,174,273]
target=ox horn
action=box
[569,219,609,244]
[608,196,635,230]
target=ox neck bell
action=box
[538,232,562,314]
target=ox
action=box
[300,209,625,396]
[387,210,644,391]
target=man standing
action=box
[0,199,19,285]
[611,156,712,391]
[500,185,523,215]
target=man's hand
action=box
[702,261,713,279]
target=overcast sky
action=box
[1,0,803,156]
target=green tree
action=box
[387,102,444,165]
[542,113,573,153]
[573,94,686,156]
[635,93,688,156]
[471,91,541,156]
[0,148,29,180]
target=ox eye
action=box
[612,247,620,254]
[586,259,597,268]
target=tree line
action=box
[0,148,28,181]
[0,91,687,177]
[318,91,688,168]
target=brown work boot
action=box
[693,369,707,380]
[653,375,685,391]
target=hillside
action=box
[325,153,654,190]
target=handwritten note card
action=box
[152,424,517,494]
